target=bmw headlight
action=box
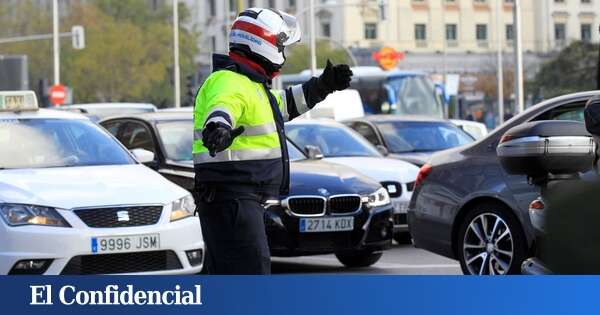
[0,204,70,227]
[364,187,391,208]
[170,195,196,222]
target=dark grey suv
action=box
[408,91,600,275]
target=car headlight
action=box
[170,195,196,222]
[0,204,70,227]
[364,187,391,208]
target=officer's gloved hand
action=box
[202,122,245,157]
[317,59,353,94]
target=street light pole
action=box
[513,0,524,113]
[309,0,317,77]
[173,0,181,108]
[496,0,504,124]
[52,0,60,85]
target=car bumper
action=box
[391,195,411,233]
[0,216,204,275]
[265,205,393,256]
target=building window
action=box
[248,0,255,7]
[476,24,487,41]
[506,24,514,41]
[446,24,457,41]
[268,0,276,8]
[554,23,566,41]
[364,23,377,39]
[321,22,331,37]
[581,23,592,42]
[415,24,427,40]
[581,0,591,3]
[289,0,296,7]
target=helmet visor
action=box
[277,10,301,46]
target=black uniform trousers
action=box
[197,190,271,275]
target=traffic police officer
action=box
[193,7,353,274]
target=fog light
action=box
[9,259,52,275]
[185,249,203,267]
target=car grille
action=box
[61,250,182,275]
[329,195,362,214]
[74,206,163,228]
[381,181,403,198]
[286,197,326,216]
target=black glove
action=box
[317,59,353,94]
[202,122,245,157]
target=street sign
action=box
[49,84,66,106]
[71,25,85,50]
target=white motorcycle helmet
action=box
[229,8,301,70]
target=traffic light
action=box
[71,25,85,50]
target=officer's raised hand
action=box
[202,122,245,157]
[317,59,353,94]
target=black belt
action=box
[194,183,277,203]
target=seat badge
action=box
[116,211,130,222]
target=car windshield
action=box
[286,123,381,158]
[376,121,474,153]
[156,120,306,162]
[0,118,134,169]
[156,120,194,162]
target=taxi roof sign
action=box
[0,91,38,112]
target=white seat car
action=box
[285,119,420,244]
[0,91,204,275]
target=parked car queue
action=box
[6,89,596,275]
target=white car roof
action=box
[286,118,346,127]
[0,108,89,120]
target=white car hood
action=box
[0,165,187,209]
[324,157,419,183]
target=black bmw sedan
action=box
[100,111,394,268]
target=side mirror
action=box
[376,145,389,156]
[497,121,595,179]
[131,148,156,164]
[303,145,324,160]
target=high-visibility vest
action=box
[193,69,285,164]
[193,54,324,195]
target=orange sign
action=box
[372,47,404,70]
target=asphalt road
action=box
[272,243,462,275]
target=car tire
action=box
[457,202,527,275]
[335,251,383,268]
[393,232,412,244]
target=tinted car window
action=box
[102,121,122,136]
[376,121,473,153]
[119,122,155,153]
[532,102,586,122]
[352,122,381,145]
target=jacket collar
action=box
[212,53,269,84]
